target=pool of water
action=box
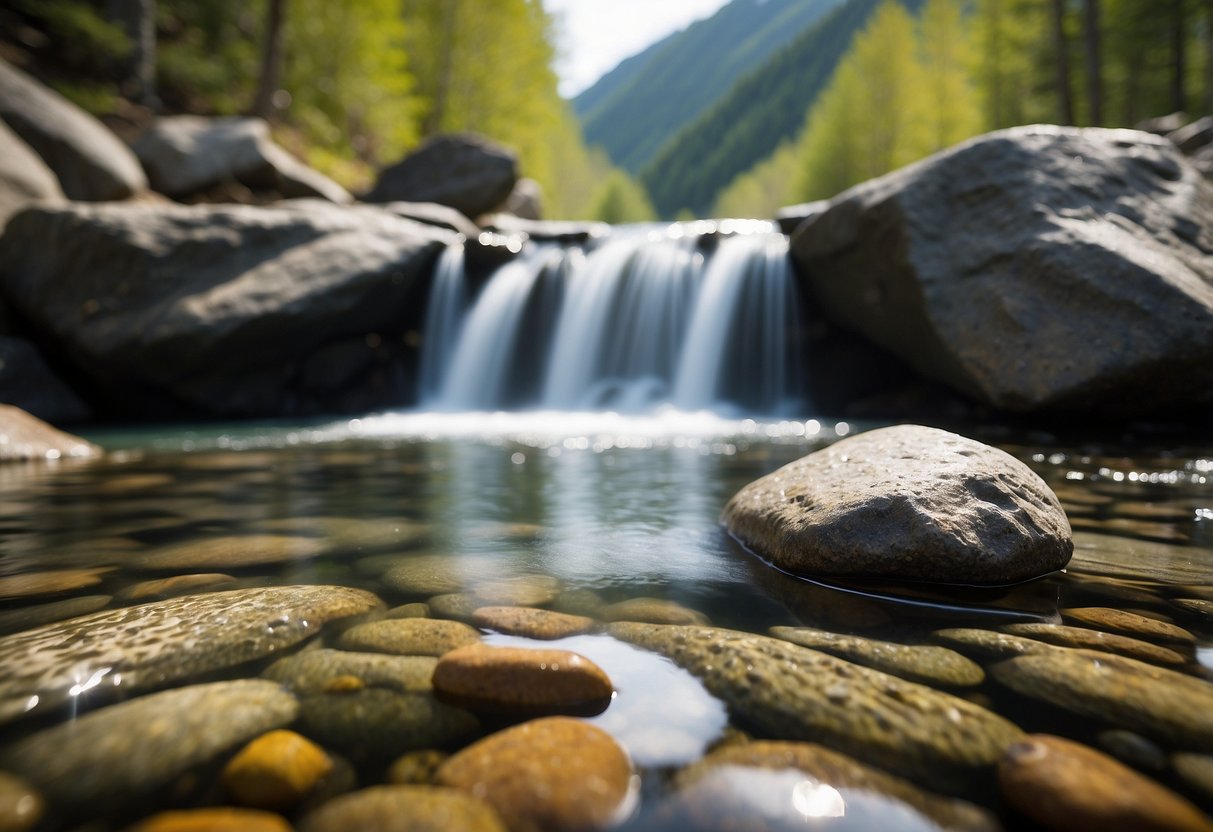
[0,411,1210,830]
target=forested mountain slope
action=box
[574,0,845,173]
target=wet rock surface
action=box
[221,729,333,810]
[790,125,1213,415]
[0,585,379,724]
[336,618,481,656]
[1060,606,1196,646]
[436,717,634,832]
[1001,622,1188,667]
[133,535,327,570]
[127,808,293,832]
[0,680,298,812]
[0,405,99,463]
[432,643,614,715]
[607,622,1023,793]
[0,120,62,231]
[298,785,507,832]
[997,734,1213,832]
[722,425,1072,584]
[471,606,595,639]
[0,771,42,832]
[770,626,985,687]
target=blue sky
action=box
[542,0,731,98]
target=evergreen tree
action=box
[590,170,657,224]
[919,0,983,149]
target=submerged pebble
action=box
[600,597,709,625]
[0,594,111,635]
[0,680,298,812]
[991,649,1213,750]
[437,717,634,832]
[0,772,42,832]
[1172,753,1213,808]
[1096,729,1168,773]
[336,618,480,657]
[128,807,293,832]
[1060,607,1196,647]
[932,627,1055,659]
[432,643,614,716]
[0,567,112,600]
[607,622,1023,794]
[770,626,985,687]
[221,729,333,810]
[298,785,507,832]
[0,585,380,724]
[387,750,448,785]
[133,534,329,570]
[1001,622,1188,667]
[997,734,1213,832]
[472,605,595,639]
[116,572,236,601]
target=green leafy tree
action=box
[590,170,657,224]
[712,141,801,219]
[919,0,983,148]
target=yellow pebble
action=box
[127,807,292,832]
[221,729,333,810]
[322,675,366,693]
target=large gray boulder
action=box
[365,133,518,219]
[0,59,146,201]
[133,115,352,204]
[790,125,1213,415]
[0,202,455,418]
[0,337,92,424]
[722,424,1073,585]
[0,120,63,230]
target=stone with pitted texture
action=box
[770,626,985,686]
[336,618,481,657]
[0,680,298,812]
[607,622,1023,794]
[298,785,507,832]
[0,585,380,724]
[433,643,614,716]
[471,606,595,640]
[723,425,1072,585]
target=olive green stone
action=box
[381,554,498,596]
[133,535,327,570]
[666,741,998,831]
[1001,623,1188,667]
[472,606,595,639]
[601,597,709,625]
[298,785,507,832]
[428,593,480,623]
[0,680,298,812]
[0,585,381,724]
[990,649,1213,751]
[264,649,477,757]
[1060,607,1196,646]
[385,603,430,619]
[932,628,1054,659]
[469,575,561,607]
[770,626,985,687]
[607,623,1023,794]
[336,618,481,657]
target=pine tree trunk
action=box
[1083,0,1102,125]
[254,0,286,121]
[1050,0,1075,124]
[109,0,157,110]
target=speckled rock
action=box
[1002,622,1188,667]
[116,573,237,602]
[0,595,111,635]
[722,425,1072,585]
[0,771,42,832]
[472,606,595,640]
[932,627,1054,659]
[469,575,561,607]
[336,618,480,656]
[387,750,448,785]
[386,602,430,619]
[607,623,1023,794]
[998,734,1213,832]
[127,807,293,832]
[133,535,327,570]
[991,649,1213,750]
[659,741,998,831]
[770,626,985,687]
[433,643,614,716]
[600,597,709,626]
[222,729,333,810]
[437,717,634,832]
[1172,753,1213,807]
[0,680,298,811]
[0,585,380,724]
[298,785,507,832]
[381,554,497,596]
[264,649,477,756]
[1061,607,1196,646]
[427,593,480,622]
[0,567,112,600]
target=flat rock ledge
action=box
[722,424,1072,585]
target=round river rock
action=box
[433,643,614,716]
[722,424,1072,585]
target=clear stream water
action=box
[1,411,1211,829]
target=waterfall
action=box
[417,223,807,415]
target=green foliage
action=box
[590,170,657,224]
[712,141,801,219]
[971,0,1055,127]
[577,0,848,174]
[919,0,982,148]
[156,0,260,114]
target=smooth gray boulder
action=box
[790,125,1213,415]
[133,115,352,203]
[0,120,63,230]
[774,199,827,235]
[0,201,454,418]
[0,59,146,201]
[0,337,91,424]
[365,133,518,219]
[722,424,1073,585]
[1168,115,1213,156]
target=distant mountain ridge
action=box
[573,0,847,174]
[641,0,927,217]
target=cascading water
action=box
[418,222,807,415]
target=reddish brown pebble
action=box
[471,606,595,640]
[127,807,292,832]
[432,643,614,715]
[221,729,333,810]
[437,717,634,832]
[997,734,1213,832]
